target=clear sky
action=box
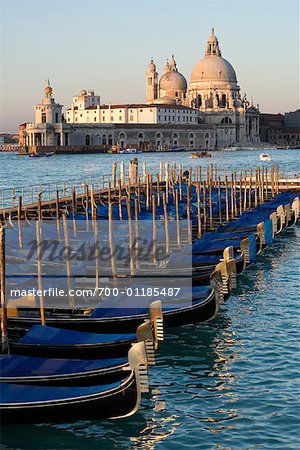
[0,0,299,132]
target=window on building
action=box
[175,92,178,97]
[55,113,59,123]
[41,112,46,123]
[102,135,107,145]
[119,116,122,121]
[94,117,97,122]
[138,133,144,139]
[221,94,227,107]
[108,134,113,146]
[85,135,90,146]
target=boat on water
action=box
[191,151,212,158]
[259,152,272,161]
[29,152,54,158]
[0,342,150,424]
[220,146,239,151]
[119,148,141,154]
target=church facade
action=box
[19,30,260,151]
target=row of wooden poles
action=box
[1,162,282,211]
[1,163,281,225]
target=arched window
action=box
[216,94,220,107]
[221,117,233,124]
[189,132,195,149]
[102,134,107,146]
[85,135,90,146]
[197,94,202,107]
[119,132,125,139]
[221,94,227,107]
[205,133,210,138]
[108,134,113,146]
[138,132,144,139]
[172,132,178,139]
[155,132,162,139]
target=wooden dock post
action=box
[108,201,117,280]
[224,176,229,222]
[243,170,247,211]
[120,161,125,186]
[197,183,202,238]
[218,176,222,224]
[112,161,117,188]
[126,198,135,276]
[159,161,163,182]
[187,183,192,242]
[209,178,213,228]
[118,178,123,220]
[239,171,243,215]
[134,198,139,268]
[93,216,99,290]
[163,192,170,255]
[0,225,8,353]
[248,169,252,209]
[152,195,157,263]
[143,162,147,183]
[38,191,42,221]
[36,220,46,325]
[230,174,235,219]
[175,189,181,246]
[62,214,75,308]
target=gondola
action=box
[0,342,149,424]
[8,317,159,360]
[7,273,223,332]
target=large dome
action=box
[191,55,237,83]
[159,71,187,91]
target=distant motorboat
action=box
[119,148,141,154]
[259,153,272,162]
[190,151,212,158]
[29,152,54,158]
[220,146,238,151]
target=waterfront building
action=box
[259,110,300,148]
[19,30,261,151]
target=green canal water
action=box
[0,149,299,449]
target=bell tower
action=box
[146,58,158,103]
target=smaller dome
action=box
[80,89,87,95]
[45,85,52,96]
[159,71,187,91]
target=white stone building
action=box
[19,30,260,151]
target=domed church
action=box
[147,29,260,147]
[20,30,260,152]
